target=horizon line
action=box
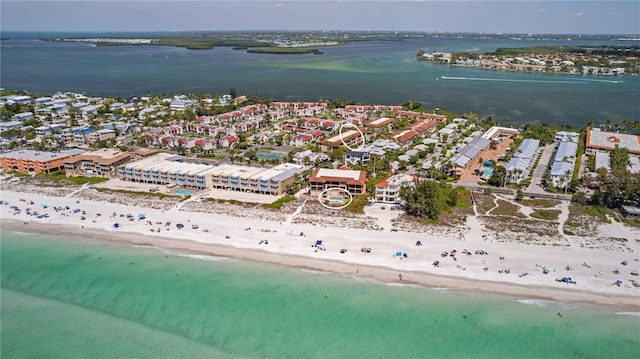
[2,30,639,36]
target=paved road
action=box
[457,182,572,201]
[526,143,555,194]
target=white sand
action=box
[1,187,639,308]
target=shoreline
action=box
[1,182,639,311]
[3,218,639,310]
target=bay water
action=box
[1,232,638,358]
[2,33,639,126]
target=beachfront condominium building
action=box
[374,174,416,204]
[118,152,304,194]
[0,149,84,174]
[119,152,214,190]
[207,162,304,195]
[309,167,367,204]
[64,148,132,178]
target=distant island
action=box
[40,31,640,55]
[42,31,382,53]
[418,45,640,75]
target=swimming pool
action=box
[483,168,494,175]
[175,189,193,196]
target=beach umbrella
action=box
[395,251,403,256]
[137,213,146,219]
[561,277,569,282]
[113,223,120,228]
[316,240,323,246]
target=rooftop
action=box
[0,149,83,162]
[65,148,131,165]
[587,129,640,154]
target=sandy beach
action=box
[2,180,639,309]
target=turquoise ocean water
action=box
[1,33,639,126]
[2,231,639,358]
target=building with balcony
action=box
[505,138,540,184]
[118,153,213,189]
[64,148,131,178]
[374,174,416,204]
[0,149,83,174]
[118,152,303,194]
[309,167,367,205]
[207,162,304,195]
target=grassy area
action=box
[7,170,30,178]
[205,198,259,206]
[567,203,611,224]
[346,195,367,214]
[473,193,497,215]
[36,171,109,185]
[261,195,297,210]
[197,153,225,160]
[96,188,178,198]
[520,199,560,208]
[491,199,527,218]
[530,209,561,221]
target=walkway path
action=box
[284,199,307,226]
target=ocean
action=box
[1,32,639,127]
[1,231,638,358]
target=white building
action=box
[549,140,578,189]
[374,174,416,204]
[505,139,540,184]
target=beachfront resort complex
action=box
[1,91,639,214]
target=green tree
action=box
[400,179,441,220]
[610,146,630,175]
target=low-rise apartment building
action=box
[0,149,83,174]
[207,163,304,195]
[374,174,416,204]
[119,153,213,189]
[64,148,131,178]
[119,153,303,194]
[586,129,640,155]
[505,139,540,184]
[309,167,367,204]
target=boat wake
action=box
[440,76,622,84]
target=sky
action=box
[1,1,638,34]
